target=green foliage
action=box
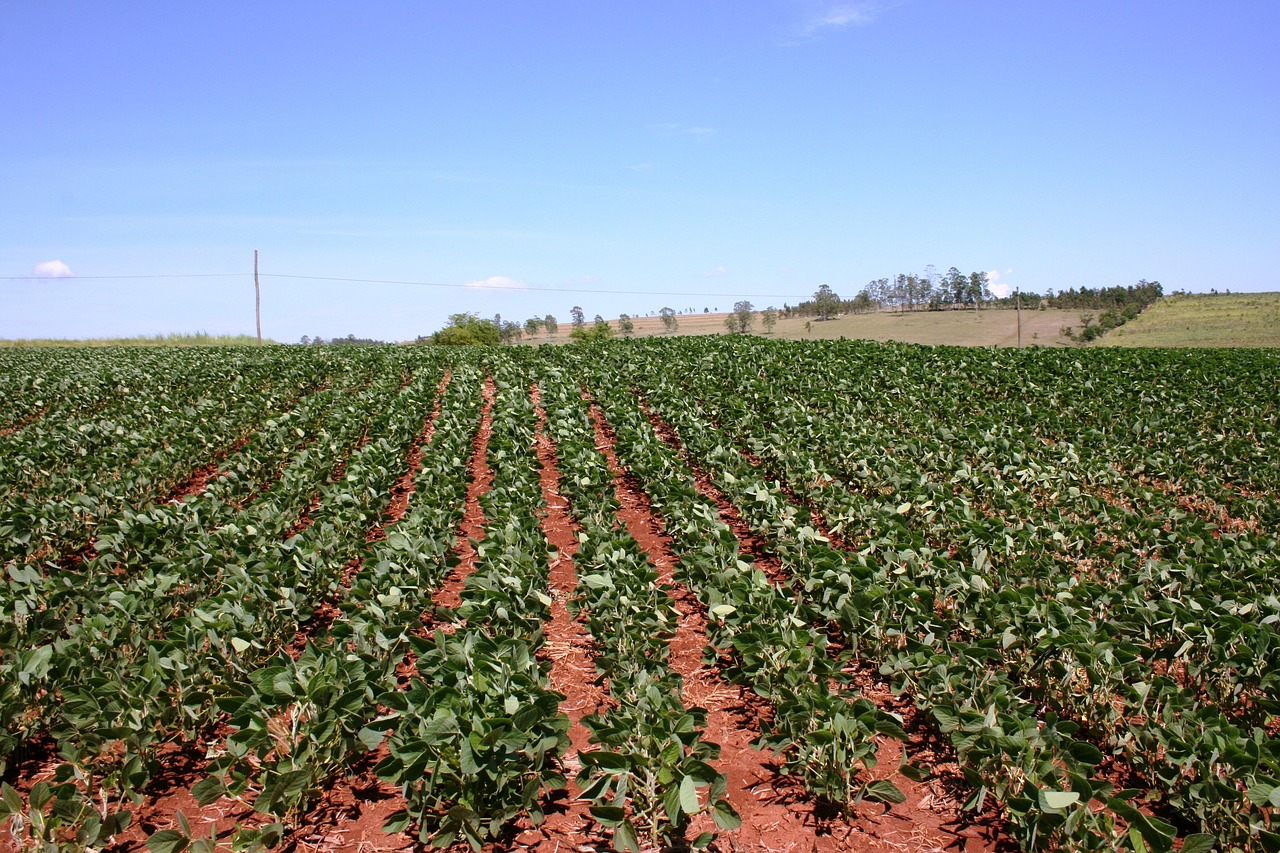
[0,772,132,853]
[811,283,841,320]
[761,306,778,334]
[659,307,678,333]
[0,339,1277,853]
[427,313,500,346]
[377,631,569,849]
[578,677,739,852]
[569,322,615,342]
[724,301,754,334]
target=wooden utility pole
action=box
[254,249,262,346]
[1013,286,1024,348]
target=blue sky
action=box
[2,1,1277,341]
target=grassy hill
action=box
[1098,292,1280,348]
[529,293,1279,349]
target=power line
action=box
[2,269,810,300]
[262,273,806,300]
[0,273,244,280]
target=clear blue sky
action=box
[2,1,1277,341]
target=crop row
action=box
[0,340,1275,853]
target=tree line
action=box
[785,271,1163,319]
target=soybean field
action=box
[0,338,1277,853]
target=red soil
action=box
[0,407,48,438]
[79,381,458,853]
[620,396,1014,852]
[430,376,497,615]
[514,385,611,852]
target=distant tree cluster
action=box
[1058,280,1164,342]
[420,313,501,346]
[818,269,994,315]
[1041,280,1164,311]
[784,272,1163,323]
[300,334,389,346]
[569,316,616,342]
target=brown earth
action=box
[430,375,497,615]
[511,385,612,852]
[614,394,1015,852]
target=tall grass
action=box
[0,330,275,348]
[0,332,273,348]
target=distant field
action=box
[535,307,1080,347]
[0,333,272,347]
[1100,292,1280,348]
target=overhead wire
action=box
[2,270,810,300]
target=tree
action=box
[570,306,585,329]
[618,314,635,336]
[943,267,966,308]
[659,307,678,334]
[544,315,559,338]
[725,300,754,334]
[968,271,989,311]
[761,306,778,335]
[813,284,841,321]
[570,321,615,342]
[524,317,543,337]
[429,312,500,346]
[500,320,523,344]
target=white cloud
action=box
[34,260,74,278]
[794,1,891,38]
[703,265,728,278]
[986,269,1013,298]
[628,162,655,172]
[651,123,716,137]
[464,275,528,291]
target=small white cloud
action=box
[703,265,728,278]
[652,123,716,137]
[34,260,74,278]
[986,269,1013,299]
[628,162,655,172]
[794,1,890,38]
[464,275,528,290]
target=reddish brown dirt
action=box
[628,398,787,585]
[285,438,365,541]
[430,376,497,615]
[163,435,254,504]
[584,400,837,851]
[52,541,99,572]
[514,385,611,853]
[368,373,451,544]
[0,407,48,438]
[698,407,861,553]
[620,396,1013,852]
[96,382,459,853]
[289,376,452,659]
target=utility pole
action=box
[254,249,262,346]
[1013,286,1024,348]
